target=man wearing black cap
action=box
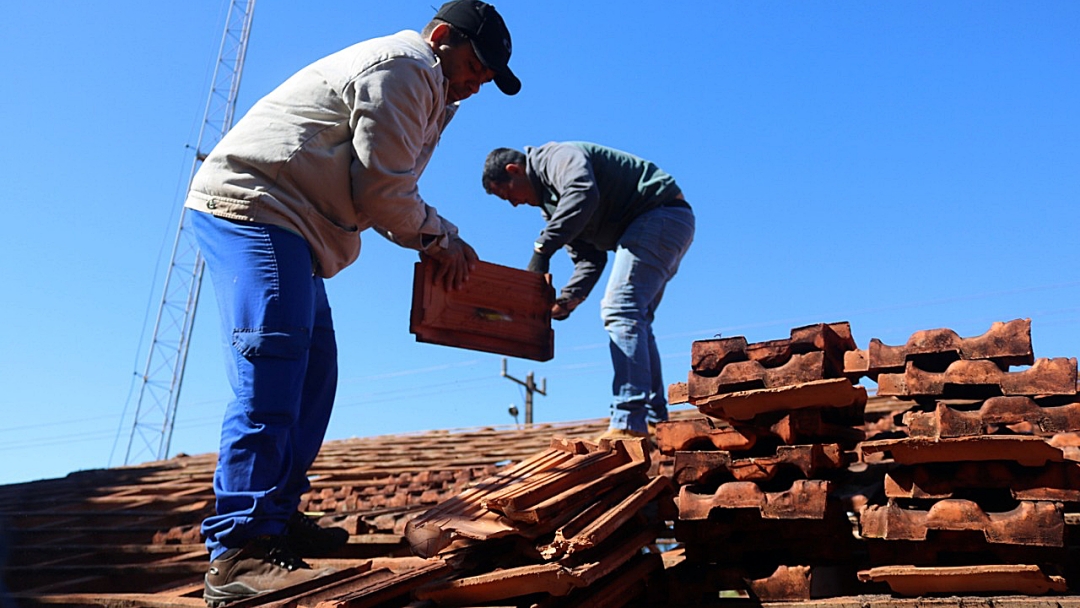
[184,2,519,604]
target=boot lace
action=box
[264,541,308,571]
[292,513,323,533]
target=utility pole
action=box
[501,358,546,425]
[124,0,257,465]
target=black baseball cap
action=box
[434,0,520,95]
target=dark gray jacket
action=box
[525,141,684,300]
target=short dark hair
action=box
[422,19,469,46]
[482,147,526,193]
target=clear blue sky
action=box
[1,1,1077,485]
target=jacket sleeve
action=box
[532,145,600,257]
[560,239,607,301]
[343,56,457,251]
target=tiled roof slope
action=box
[5,318,1080,608]
[0,419,611,607]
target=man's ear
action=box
[427,22,451,46]
[505,163,524,176]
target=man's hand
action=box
[551,296,582,321]
[425,236,478,290]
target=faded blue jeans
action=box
[191,211,338,560]
[600,205,695,433]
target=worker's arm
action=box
[548,240,606,320]
[344,55,460,256]
[530,145,601,263]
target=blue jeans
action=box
[191,211,338,560]
[600,205,695,433]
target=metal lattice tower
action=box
[125,0,256,465]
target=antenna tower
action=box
[124,0,256,464]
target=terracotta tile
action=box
[404,436,649,558]
[677,478,832,520]
[541,475,673,559]
[876,358,1078,398]
[672,443,849,485]
[868,318,1034,373]
[858,564,1066,597]
[693,378,868,421]
[859,435,1065,467]
[865,534,1067,568]
[884,461,1080,502]
[655,416,753,454]
[859,499,1064,546]
[409,258,554,361]
[529,552,663,608]
[667,380,689,405]
[691,322,855,378]
[689,351,832,399]
[904,396,1080,438]
[675,507,862,565]
[414,527,656,604]
[844,348,871,381]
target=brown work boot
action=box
[286,511,350,556]
[204,536,334,606]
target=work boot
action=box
[286,511,350,556]
[204,536,334,607]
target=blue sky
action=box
[1,1,1077,485]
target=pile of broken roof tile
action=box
[403,435,676,606]
[659,318,1080,601]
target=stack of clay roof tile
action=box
[656,319,1080,602]
[849,318,1080,597]
[657,322,873,602]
